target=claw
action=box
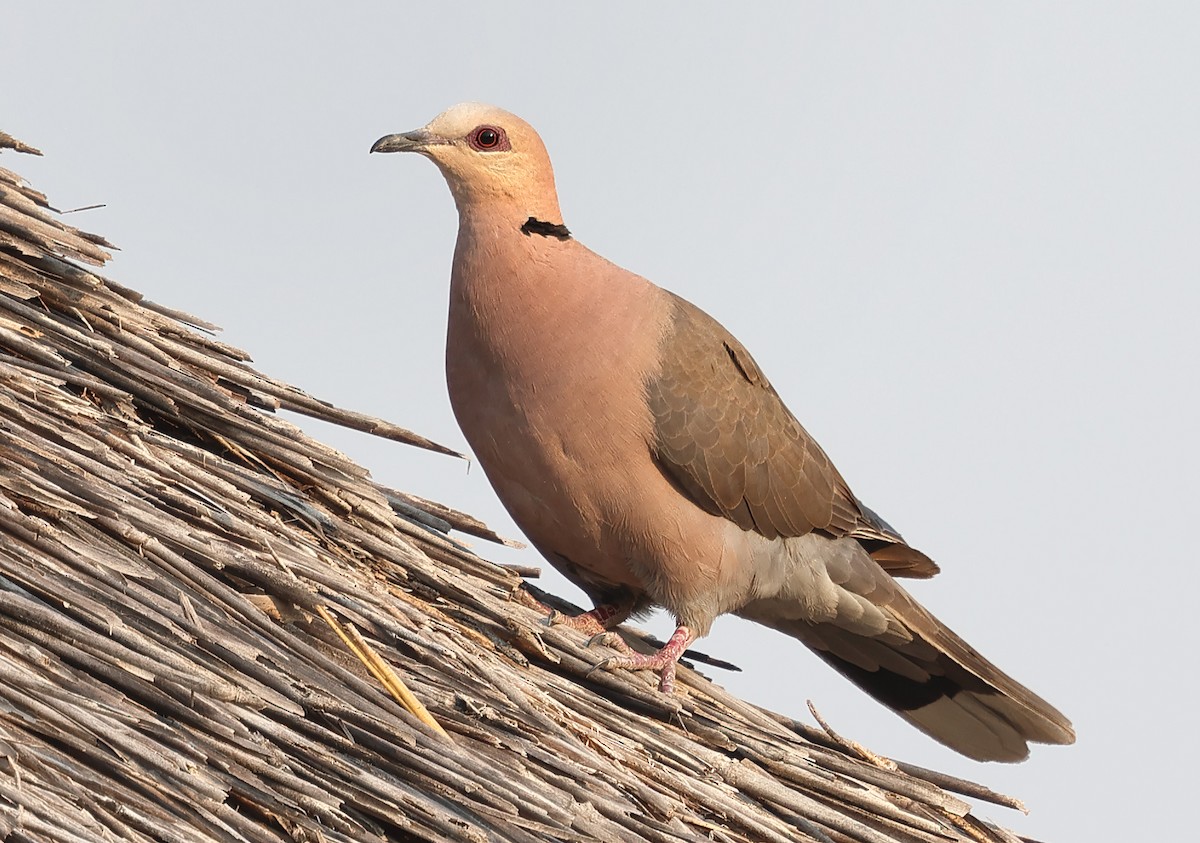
[586,631,634,654]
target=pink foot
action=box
[546,604,639,654]
[593,625,694,693]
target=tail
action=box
[750,588,1075,762]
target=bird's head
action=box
[371,102,562,222]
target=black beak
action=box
[370,129,437,154]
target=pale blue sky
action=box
[8,4,1197,839]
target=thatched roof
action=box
[1,132,1037,843]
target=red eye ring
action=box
[470,125,507,151]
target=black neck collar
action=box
[520,217,571,241]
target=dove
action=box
[371,103,1074,761]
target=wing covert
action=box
[646,294,860,541]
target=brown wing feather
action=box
[647,294,938,577]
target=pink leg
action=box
[547,603,625,635]
[593,625,695,693]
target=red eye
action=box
[470,126,507,151]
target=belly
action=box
[451,371,756,631]
[448,345,658,595]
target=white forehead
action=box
[426,102,526,138]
